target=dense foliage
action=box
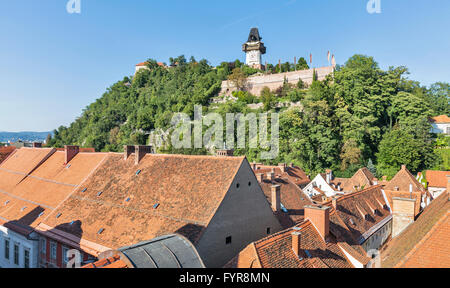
[48,55,449,177]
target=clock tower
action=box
[242,28,266,69]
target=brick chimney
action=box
[304,205,330,241]
[292,231,302,257]
[135,145,153,165]
[123,145,135,160]
[64,145,79,164]
[251,163,257,171]
[392,197,416,238]
[267,172,275,182]
[256,173,264,183]
[447,175,450,201]
[32,142,42,148]
[332,197,338,209]
[271,185,281,212]
[278,163,287,173]
[401,164,407,171]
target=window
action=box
[4,239,9,260]
[40,238,46,254]
[62,246,69,266]
[50,242,57,260]
[24,249,30,268]
[226,236,232,245]
[236,183,240,189]
[248,181,252,187]
[267,227,271,235]
[14,243,19,265]
[447,127,450,135]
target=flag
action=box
[327,51,330,63]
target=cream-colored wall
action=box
[220,66,334,97]
[195,158,282,268]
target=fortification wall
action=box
[220,66,334,97]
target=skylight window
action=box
[97,228,104,235]
[81,188,87,193]
[21,206,27,212]
[280,203,288,213]
[136,170,142,176]
[4,200,10,206]
[97,192,103,197]
[153,203,160,209]
[125,197,131,202]
[38,212,44,217]
[56,213,62,218]
[66,164,71,169]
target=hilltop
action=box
[47,55,449,177]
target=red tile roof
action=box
[381,192,450,267]
[0,146,16,164]
[425,170,450,188]
[0,148,107,234]
[430,115,450,124]
[135,62,165,67]
[253,164,310,187]
[39,153,245,253]
[226,211,369,268]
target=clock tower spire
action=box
[242,28,266,70]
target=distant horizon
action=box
[1,0,449,131]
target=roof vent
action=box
[21,206,27,212]
[125,197,131,202]
[4,200,9,206]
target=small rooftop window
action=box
[81,188,87,193]
[21,206,27,212]
[4,200,10,206]
[70,221,75,226]
[66,164,71,169]
[280,203,288,213]
[97,228,104,235]
[97,192,103,197]
[125,197,131,202]
[136,170,142,176]
[38,212,44,217]
[56,213,62,218]
[153,203,160,209]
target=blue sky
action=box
[0,0,449,132]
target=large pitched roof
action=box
[331,186,392,244]
[381,192,450,268]
[0,148,107,232]
[39,153,245,254]
[425,170,450,188]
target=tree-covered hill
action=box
[48,55,449,177]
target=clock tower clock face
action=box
[247,50,261,65]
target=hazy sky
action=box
[0,0,449,132]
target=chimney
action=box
[124,145,135,160]
[32,142,42,148]
[267,172,275,182]
[304,205,330,241]
[401,165,407,171]
[325,169,332,184]
[292,231,302,257]
[289,163,294,168]
[409,184,413,199]
[332,197,338,209]
[447,175,450,201]
[251,163,257,171]
[394,186,399,191]
[256,173,264,183]
[392,197,416,238]
[135,145,153,165]
[278,163,287,173]
[271,185,281,212]
[64,145,79,164]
